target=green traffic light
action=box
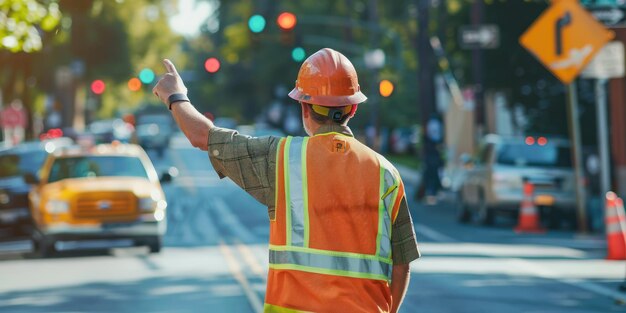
[292,47,305,62]
[139,68,155,84]
[248,15,266,33]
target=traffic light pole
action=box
[567,81,588,233]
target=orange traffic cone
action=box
[605,192,626,260]
[515,182,545,233]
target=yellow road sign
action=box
[520,0,615,84]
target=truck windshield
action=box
[48,156,149,183]
[0,151,47,179]
[496,143,572,168]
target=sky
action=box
[168,0,214,37]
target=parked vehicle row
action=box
[454,134,577,228]
[0,137,172,257]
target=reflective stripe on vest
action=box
[377,158,399,259]
[269,246,392,281]
[272,136,395,281]
[284,136,310,247]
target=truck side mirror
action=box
[23,173,39,185]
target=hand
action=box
[153,59,188,105]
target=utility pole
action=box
[417,0,439,201]
[471,0,485,135]
[368,0,380,150]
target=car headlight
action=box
[139,198,157,211]
[46,200,69,214]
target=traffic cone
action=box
[515,182,545,233]
[605,192,626,260]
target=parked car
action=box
[0,138,73,239]
[457,135,575,227]
[389,126,419,155]
[87,119,133,144]
[26,143,171,256]
[135,113,174,157]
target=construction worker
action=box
[153,48,420,313]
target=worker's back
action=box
[266,132,403,313]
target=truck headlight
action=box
[46,200,69,214]
[139,198,157,211]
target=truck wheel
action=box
[35,237,54,258]
[476,191,494,226]
[148,237,161,253]
[456,193,472,224]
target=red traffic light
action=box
[91,80,105,95]
[277,12,297,31]
[205,57,221,73]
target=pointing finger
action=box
[163,59,179,75]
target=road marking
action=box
[510,258,626,304]
[219,240,263,313]
[416,223,457,242]
[213,197,256,243]
[169,147,196,195]
[235,240,266,278]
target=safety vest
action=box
[265,133,404,313]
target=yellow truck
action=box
[26,142,169,256]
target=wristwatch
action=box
[168,93,190,110]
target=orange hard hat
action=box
[288,48,367,107]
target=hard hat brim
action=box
[288,88,367,107]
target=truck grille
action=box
[73,192,137,219]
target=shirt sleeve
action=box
[391,195,421,265]
[207,127,281,215]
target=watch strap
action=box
[168,93,190,110]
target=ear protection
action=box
[329,109,344,122]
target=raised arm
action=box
[152,59,213,151]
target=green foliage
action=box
[187,0,424,131]
[0,0,61,53]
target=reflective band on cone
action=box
[605,192,626,260]
[515,182,545,233]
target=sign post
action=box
[581,41,626,213]
[520,0,615,233]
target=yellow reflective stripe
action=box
[312,131,352,137]
[269,263,390,282]
[264,303,313,313]
[376,166,385,257]
[272,137,286,221]
[301,137,310,247]
[382,184,398,200]
[283,136,293,246]
[269,244,392,265]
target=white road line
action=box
[510,258,626,304]
[415,223,457,242]
[169,147,196,195]
[235,240,266,278]
[219,240,264,313]
[213,197,256,243]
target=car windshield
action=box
[137,114,171,125]
[496,143,572,168]
[48,156,149,183]
[0,150,47,178]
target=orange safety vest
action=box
[265,132,405,313]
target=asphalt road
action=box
[1,132,625,313]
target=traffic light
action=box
[91,80,105,95]
[204,57,221,73]
[248,15,266,33]
[128,78,142,92]
[277,12,297,31]
[291,47,305,62]
[379,80,394,97]
[139,68,155,84]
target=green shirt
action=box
[207,124,420,265]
